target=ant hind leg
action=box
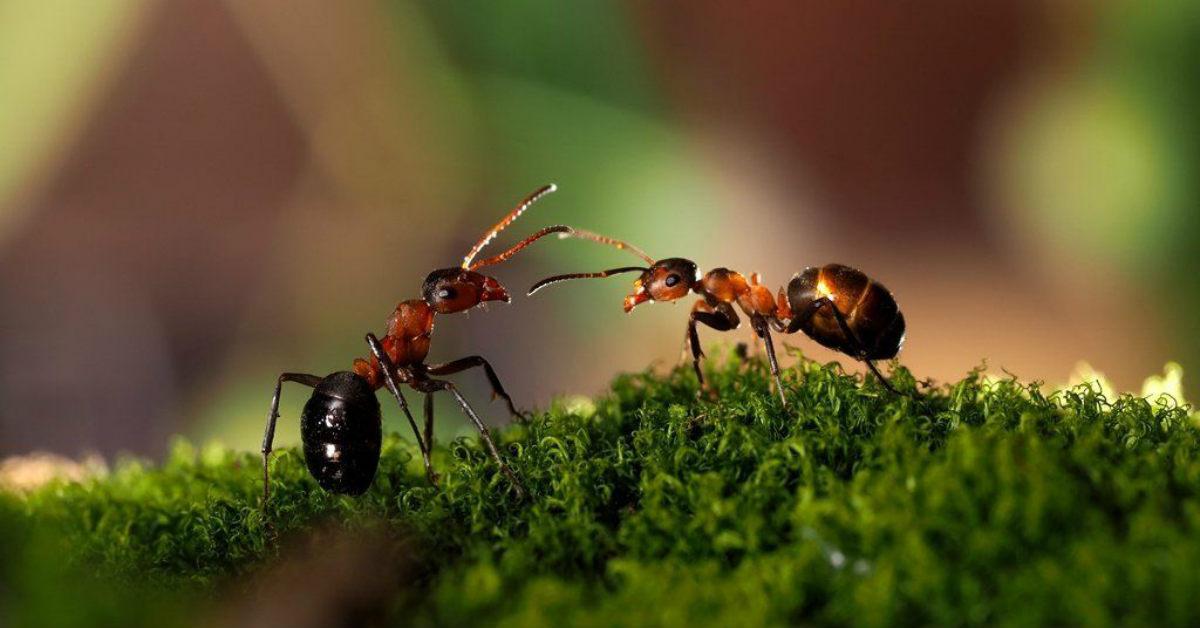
[414,377,527,499]
[262,372,323,514]
[863,359,905,397]
[817,301,910,399]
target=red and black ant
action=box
[528,230,907,406]
[262,185,569,508]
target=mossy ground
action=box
[3,351,1200,627]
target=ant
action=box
[528,230,907,407]
[262,185,570,509]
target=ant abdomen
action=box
[787,264,905,361]
[300,371,382,495]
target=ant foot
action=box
[500,467,528,500]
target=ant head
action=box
[418,184,563,315]
[422,267,509,314]
[625,258,698,312]
[526,229,698,312]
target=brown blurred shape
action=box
[633,0,1034,235]
[0,0,304,457]
[212,523,418,628]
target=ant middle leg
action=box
[685,300,739,393]
[426,356,525,420]
[423,393,435,454]
[262,372,323,511]
[413,377,527,499]
[751,315,788,407]
[415,392,440,484]
[365,333,437,485]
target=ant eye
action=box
[437,286,456,301]
[665,274,680,287]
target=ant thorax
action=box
[386,300,435,340]
[699,268,778,319]
[379,300,434,366]
[352,300,434,388]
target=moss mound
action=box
[3,353,1199,627]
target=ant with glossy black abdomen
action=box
[527,230,908,407]
[262,185,571,510]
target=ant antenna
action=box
[469,225,573,270]
[462,184,557,269]
[528,266,648,296]
[557,228,655,265]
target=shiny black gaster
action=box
[299,371,382,495]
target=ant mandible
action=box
[262,185,569,508]
[527,230,907,406]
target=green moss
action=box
[3,352,1200,627]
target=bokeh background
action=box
[1,0,1197,460]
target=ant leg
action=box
[686,300,739,392]
[426,356,525,420]
[752,316,788,407]
[680,300,707,365]
[811,301,907,397]
[862,358,905,397]
[415,377,527,499]
[414,392,440,484]
[785,298,826,334]
[684,302,706,381]
[423,393,435,455]
[785,299,910,397]
[365,333,437,485]
[262,372,323,511]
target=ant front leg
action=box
[262,372,323,513]
[412,377,527,499]
[685,300,739,396]
[365,334,438,485]
[751,315,788,407]
[426,355,526,421]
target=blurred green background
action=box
[0,0,1196,460]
